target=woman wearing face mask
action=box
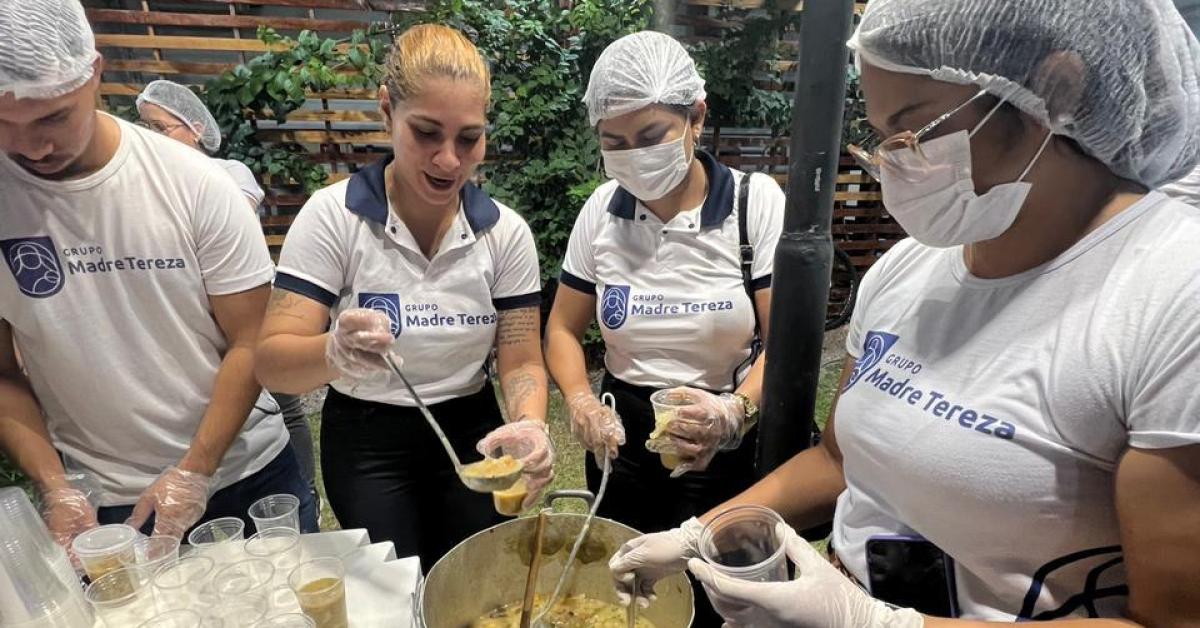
[608,0,1200,625]
[255,24,554,570]
[544,31,784,619]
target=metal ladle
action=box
[382,353,523,492]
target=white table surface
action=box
[89,529,422,628]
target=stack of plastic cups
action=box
[0,487,93,627]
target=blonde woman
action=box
[256,24,553,569]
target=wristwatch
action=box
[723,392,759,426]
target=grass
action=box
[309,362,844,529]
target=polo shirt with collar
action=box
[275,158,541,406]
[560,151,785,392]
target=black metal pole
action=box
[756,0,855,475]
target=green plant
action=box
[689,3,802,138]
[201,27,392,194]
[413,0,651,280]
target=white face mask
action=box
[601,134,693,201]
[880,101,1053,248]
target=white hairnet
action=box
[848,0,1200,188]
[584,31,706,126]
[0,0,98,100]
[137,80,222,152]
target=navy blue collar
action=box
[605,150,734,228]
[345,156,501,233]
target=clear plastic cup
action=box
[288,557,347,628]
[72,524,138,582]
[187,517,246,565]
[699,505,789,583]
[137,608,203,628]
[648,389,695,470]
[124,534,181,575]
[212,559,279,627]
[255,613,317,627]
[245,528,303,585]
[152,555,215,612]
[248,494,301,533]
[84,565,157,626]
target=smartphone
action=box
[865,535,959,617]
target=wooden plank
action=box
[833,191,882,202]
[258,129,392,144]
[85,8,367,33]
[100,83,145,96]
[104,59,232,76]
[264,234,287,247]
[201,0,423,10]
[95,34,283,52]
[287,110,383,123]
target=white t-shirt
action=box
[275,157,541,406]
[561,152,784,391]
[1159,163,1200,208]
[0,115,287,506]
[215,158,265,211]
[831,193,1200,620]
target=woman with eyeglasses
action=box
[608,0,1200,625]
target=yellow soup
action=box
[472,594,656,628]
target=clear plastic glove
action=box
[39,484,98,569]
[325,308,396,381]
[126,466,213,540]
[660,387,744,476]
[687,523,925,628]
[565,391,626,461]
[608,517,705,608]
[476,420,554,510]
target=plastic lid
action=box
[71,524,138,557]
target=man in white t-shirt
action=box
[0,0,316,548]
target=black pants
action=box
[320,385,506,572]
[586,374,758,628]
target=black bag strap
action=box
[738,173,761,343]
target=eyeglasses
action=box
[847,90,991,181]
[136,119,190,135]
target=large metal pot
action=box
[417,491,694,627]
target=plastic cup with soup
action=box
[72,524,139,582]
[288,557,348,628]
[84,565,156,626]
[647,388,695,470]
[699,505,789,583]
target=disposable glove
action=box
[477,420,554,510]
[39,483,98,570]
[687,523,925,628]
[126,466,213,540]
[325,308,396,380]
[650,387,744,476]
[608,517,705,608]
[565,391,626,461]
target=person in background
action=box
[609,0,1200,625]
[544,31,784,626]
[136,79,320,511]
[0,0,317,557]
[255,24,553,570]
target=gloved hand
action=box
[477,420,554,510]
[39,485,98,570]
[565,391,626,461]
[659,387,744,476]
[325,308,396,381]
[609,517,705,608]
[126,466,213,540]
[687,523,925,628]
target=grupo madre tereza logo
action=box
[1,237,64,298]
[358,292,402,337]
[844,330,899,391]
[601,284,631,330]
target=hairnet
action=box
[848,0,1200,188]
[583,31,706,126]
[0,0,99,100]
[136,80,222,152]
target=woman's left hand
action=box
[476,420,555,509]
[665,387,745,475]
[687,523,924,628]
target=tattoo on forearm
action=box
[267,289,307,321]
[501,367,541,420]
[496,307,538,348]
